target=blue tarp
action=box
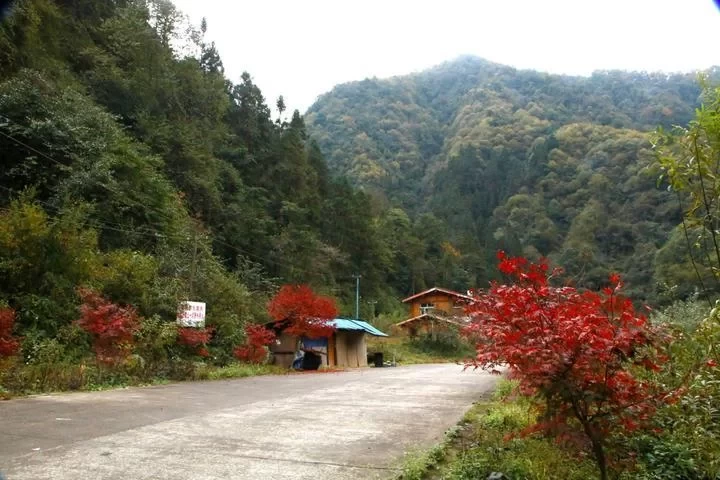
[329,318,388,337]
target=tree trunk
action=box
[582,421,608,480]
[590,434,608,480]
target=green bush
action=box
[408,331,475,359]
[623,301,720,479]
[133,314,179,377]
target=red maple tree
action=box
[0,306,20,358]
[234,324,276,363]
[76,288,139,365]
[465,252,669,480]
[177,327,213,357]
[267,285,337,338]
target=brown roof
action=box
[401,287,474,304]
[395,313,467,328]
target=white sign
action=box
[177,301,206,327]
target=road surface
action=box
[0,364,498,479]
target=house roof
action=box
[401,287,474,304]
[395,313,467,328]
[266,318,388,337]
[330,318,388,337]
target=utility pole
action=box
[352,274,361,319]
[189,218,200,300]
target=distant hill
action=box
[307,56,715,302]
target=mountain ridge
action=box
[306,55,714,303]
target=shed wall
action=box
[335,331,367,367]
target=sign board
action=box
[177,301,206,328]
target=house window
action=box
[420,303,435,314]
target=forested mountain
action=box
[307,56,719,303]
[0,0,465,350]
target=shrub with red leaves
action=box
[0,306,20,358]
[268,284,337,338]
[177,327,213,357]
[76,288,139,365]
[465,252,670,480]
[234,324,276,363]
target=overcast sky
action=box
[172,0,720,115]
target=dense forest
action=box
[0,0,472,353]
[307,56,720,303]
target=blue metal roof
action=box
[329,318,388,337]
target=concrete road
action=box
[0,364,498,480]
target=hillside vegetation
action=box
[307,56,720,302]
[0,0,478,390]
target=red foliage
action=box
[76,288,139,365]
[0,307,20,358]
[177,327,213,357]
[234,324,276,363]
[267,285,337,338]
[465,252,669,479]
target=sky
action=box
[172,0,720,115]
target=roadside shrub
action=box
[177,327,213,358]
[651,298,707,332]
[234,324,275,363]
[629,302,720,479]
[0,306,20,358]
[76,288,139,365]
[133,315,178,377]
[0,199,100,336]
[466,252,670,480]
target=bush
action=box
[651,298,707,332]
[76,288,139,365]
[466,253,669,480]
[408,331,474,359]
[132,315,178,378]
[627,301,720,479]
[233,323,275,363]
[177,327,213,358]
[0,306,20,358]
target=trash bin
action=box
[373,352,383,368]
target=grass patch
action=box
[202,363,285,380]
[368,335,473,365]
[0,360,286,398]
[396,426,462,480]
[442,402,596,480]
[393,380,598,480]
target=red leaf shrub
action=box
[177,327,213,357]
[268,285,337,338]
[234,324,276,363]
[76,288,139,364]
[465,252,669,480]
[0,306,20,358]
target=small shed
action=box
[269,318,388,369]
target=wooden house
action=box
[269,318,387,369]
[395,287,472,336]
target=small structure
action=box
[269,318,387,369]
[395,287,472,336]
